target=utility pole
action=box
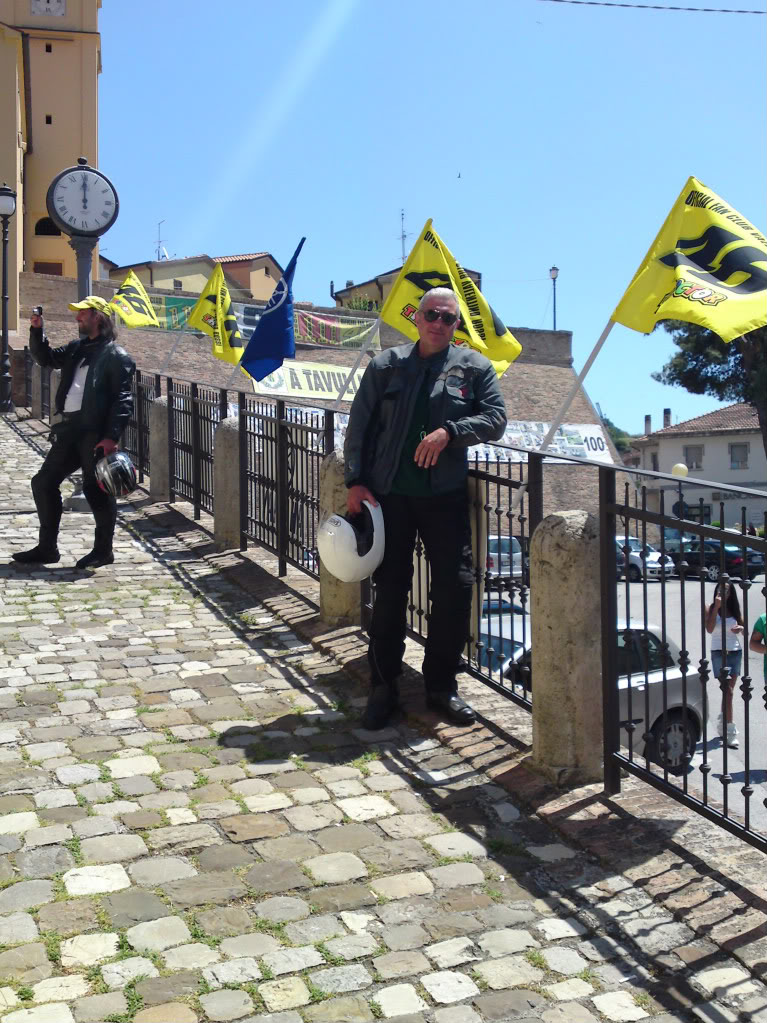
[156,221,165,261]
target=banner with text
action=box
[252,360,366,402]
[145,293,379,350]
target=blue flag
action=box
[240,237,306,382]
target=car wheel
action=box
[706,564,720,582]
[628,564,641,583]
[648,711,698,775]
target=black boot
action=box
[426,691,476,726]
[361,684,400,731]
[12,545,60,564]
[76,525,114,570]
[12,527,59,564]
[75,549,114,569]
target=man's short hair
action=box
[417,287,459,314]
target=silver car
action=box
[616,536,674,582]
[476,616,705,774]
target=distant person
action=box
[344,287,507,730]
[12,298,135,569]
[747,522,757,537]
[705,581,744,749]
[750,611,767,686]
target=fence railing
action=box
[238,394,334,577]
[40,365,51,419]
[167,379,228,519]
[122,371,161,482]
[23,348,33,409]
[600,464,767,852]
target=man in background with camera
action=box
[13,296,135,570]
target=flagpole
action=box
[158,334,185,377]
[330,320,379,412]
[511,318,616,512]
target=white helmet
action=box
[317,500,385,582]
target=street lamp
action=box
[549,265,559,331]
[0,182,17,414]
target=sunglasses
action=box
[423,308,458,326]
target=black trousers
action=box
[31,416,116,551]
[368,489,474,694]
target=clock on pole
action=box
[46,157,119,300]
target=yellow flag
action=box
[379,220,522,377]
[110,270,160,328]
[186,264,244,365]
[612,177,767,343]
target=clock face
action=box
[48,168,119,236]
[30,0,66,14]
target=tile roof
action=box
[213,253,269,263]
[652,402,760,436]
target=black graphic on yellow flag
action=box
[110,270,160,328]
[379,219,522,377]
[613,176,767,343]
[187,265,244,365]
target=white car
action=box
[486,535,524,581]
[616,536,674,582]
[476,615,705,774]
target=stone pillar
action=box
[10,350,26,408]
[530,510,603,786]
[31,363,42,420]
[149,397,171,503]
[319,451,361,626]
[214,415,241,551]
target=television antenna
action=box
[398,209,411,264]
[156,220,167,261]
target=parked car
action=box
[486,535,524,582]
[480,593,525,616]
[669,539,764,581]
[477,615,705,774]
[616,536,674,582]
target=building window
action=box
[45,43,52,53]
[45,115,52,124]
[173,279,182,290]
[683,445,703,469]
[33,261,62,275]
[264,267,270,277]
[34,217,61,236]
[729,442,749,470]
[651,452,659,471]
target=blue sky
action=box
[98,0,766,436]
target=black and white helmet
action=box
[317,501,385,582]
[95,451,137,497]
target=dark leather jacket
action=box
[344,341,507,496]
[29,326,135,441]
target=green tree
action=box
[601,415,632,453]
[652,322,767,460]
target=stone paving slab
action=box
[0,415,765,1022]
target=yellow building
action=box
[0,0,101,331]
[109,253,285,303]
[331,265,482,310]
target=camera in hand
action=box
[33,306,43,317]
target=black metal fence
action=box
[122,371,160,482]
[23,348,33,409]
[600,465,767,853]
[360,450,543,709]
[238,394,334,578]
[40,365,51,419]
[168,379,228,519]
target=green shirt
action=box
[390,377,432,496]
[754,613,767,680]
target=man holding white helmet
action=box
[12,297,135,570]
[344,287,507,730]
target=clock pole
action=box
[69,234,95,302]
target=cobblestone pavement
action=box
[0,415,766,1023]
